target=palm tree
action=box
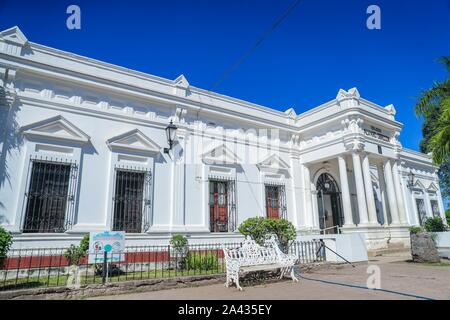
[415,56,450,165]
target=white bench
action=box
[222,236,299,291]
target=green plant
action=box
[185,252,218,271]
[238,217,297,252]
[446,209,450,225]
[64,234,89,266]
[409,226,423,234]
[237,217,267,245]
[170,234,188,256]
[0,226,13,268]
[423,216,448,232]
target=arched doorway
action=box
[316,173,344,234]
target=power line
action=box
[210,0,301,90]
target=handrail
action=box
[320,225,341,234]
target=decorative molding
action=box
[384,104,396,117]
[257,153,290,171]
[173,74,190,97]
[0,26,28,46]
[341,116,364,134]
[107,129,161,153]
[336,87,360,107]
[201,143,241,165]
[427,182,438,192]
[344,138,365,152]
[0,26,29,56]
[20,115,90,144]
[175,106,188,123]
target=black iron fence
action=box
[0,240,325,292]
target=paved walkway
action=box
[93,256,450,300]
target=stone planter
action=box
[410,232,440,263]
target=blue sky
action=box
[0,0,449,151]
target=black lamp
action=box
[164,120,177,153]
[407,170,415,188]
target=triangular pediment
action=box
[0,26,28,46]
[201,143,241,165]
[107,129,160,153]
[257,154,290,170]
[427,182,438,192]
[413,179,426,190]
[174,74,190,89]
[20,115,90,143]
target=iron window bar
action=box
[112,165,152,233]
[21,155,78,233]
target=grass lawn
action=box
[1,267,225,292]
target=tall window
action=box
[112,169,147,233]
[23,160,74,233]
[265,185,280,219]
[209,180,228,232]
[415,198,427,225]
[430,200,440,217]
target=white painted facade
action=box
[0,27,446,250]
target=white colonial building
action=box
[0,27,446,251]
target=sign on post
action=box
[88,231,125,264]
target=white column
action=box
[384,160,400,224]
[311,190,320,229]
[362,154,379,224]
[352,152,369,225]
[338,155,354,226]
[303,165,314,229]
[392,161,408,224]
[376,163,390,225]
[290,156,302,228]
[437,190,447,225]
[170,133,186,228]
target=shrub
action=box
[185,252,218,271]
[238,217,297,252]
[237,217,267,245]
[446,209,450,226]
[0,226,13,268]
[409,226,423,234]
[64,234,89,266]
[423,216,448,232]
[170,234,188,256]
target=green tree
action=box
[238,217,296,252]
[415,56,450,201]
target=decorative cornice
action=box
[336,87,360,106]
[20,114,91,144]
[106,128,161,154]
[344,138,365,152]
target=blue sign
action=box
[88,231,125,263]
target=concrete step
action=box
[368,245,411,257]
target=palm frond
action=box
[415,79,450,117]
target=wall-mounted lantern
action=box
[407,170,415,188]
[164,120,177,154]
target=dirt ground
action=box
[92,255,450,300]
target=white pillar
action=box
[384,160,400,224]
[290,156,302,228]
[338,155,354,226]
[362,154,379,224]
[437,190,447,225]
[392,161,408,224]
[376,163,389,225]
[303,165,314,229]
[352,152,369,225]
[170,132,186,228]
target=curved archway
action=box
[316,173,344,233]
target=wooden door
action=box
[265,185,280,219]
[209,181,229,232]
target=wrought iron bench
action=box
[222,236,299,291]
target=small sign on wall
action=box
[88,231,125,264]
